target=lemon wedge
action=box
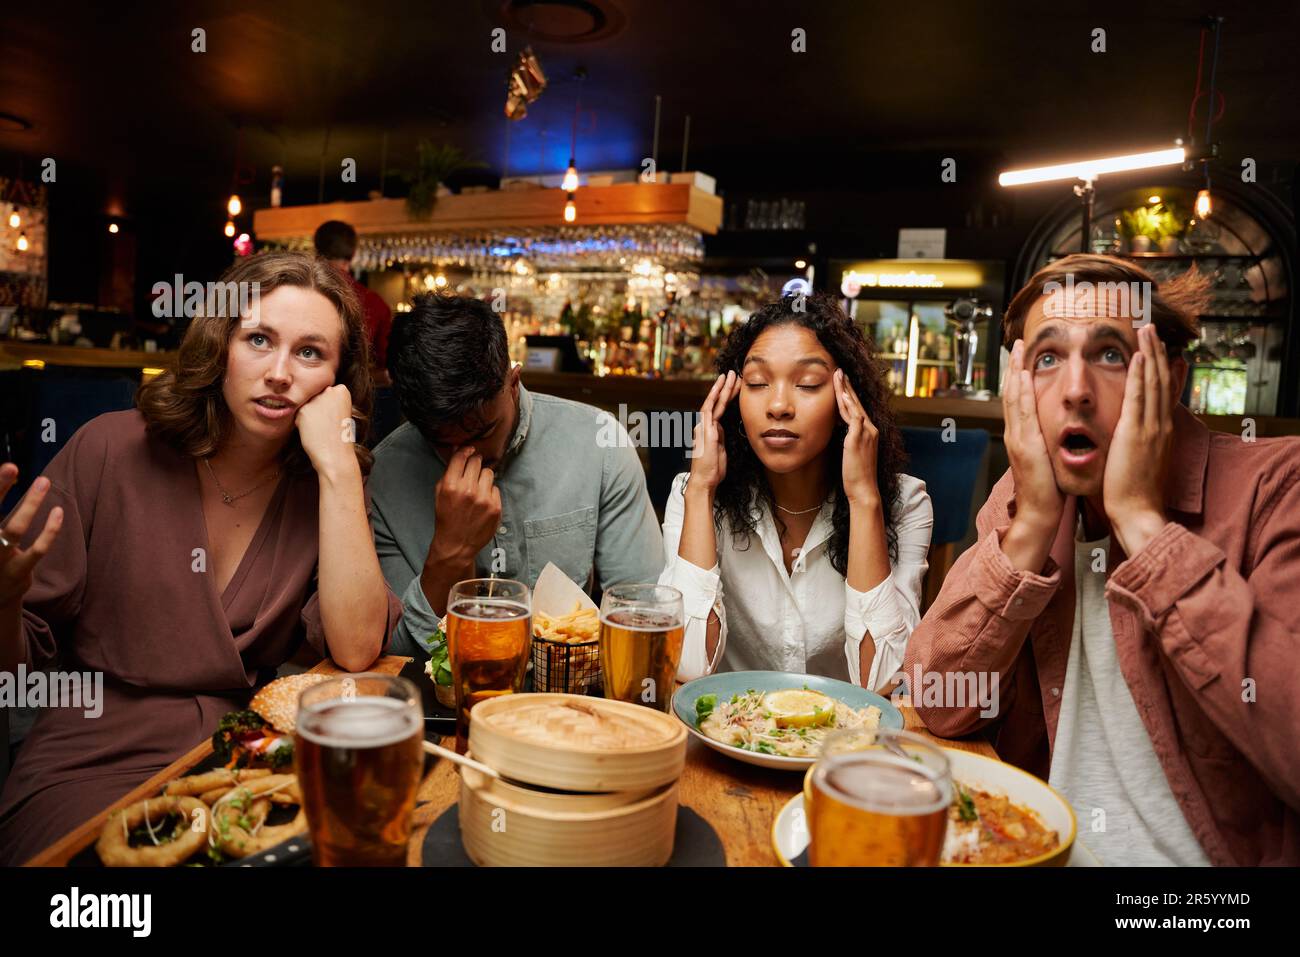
[763,689,836,729]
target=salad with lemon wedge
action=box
[695,687,882,758]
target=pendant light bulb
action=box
[1195,188,1212,219]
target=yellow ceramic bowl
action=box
[801,748,1075,867]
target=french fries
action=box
[533,602,599,644]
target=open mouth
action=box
[252,396,297,420]
[1057,426,1100,464]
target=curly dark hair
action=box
[707,291,908,574]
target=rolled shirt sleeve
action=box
[659,474,726,681]
[844,476,934,691]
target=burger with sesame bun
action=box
[212,673,330,769]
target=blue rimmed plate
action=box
[672,670,903,771]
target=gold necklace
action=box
[203,458,280,507]
[775,501,825,516]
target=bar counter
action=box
[519,371,1300,438]
[4,345,1297,438]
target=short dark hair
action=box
[1004,253,1207,355]
[313,220,358,261]
[389,293,510,442]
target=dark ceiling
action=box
[3,0,1298,223]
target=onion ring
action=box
[96,796,208,867]
[211,791,307,859]
[164,767,270,797]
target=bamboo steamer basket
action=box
[466,692,686,792]
[457,693,687,866]
[459,766,679,866]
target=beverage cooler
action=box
[1014,178,1297,417]
[830,259,1006,398]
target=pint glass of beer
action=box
[295,674,423,867]
[446,578,531,754]
[808,728,951,866]
[598,584,684,713]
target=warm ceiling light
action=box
[108,223,119,234]
[564,194,576,223]
[561,162,579,192]
[998,147,1186,186]
[227,194,242,217]
[7,210,19,229]
[1195,188,1212,219]
[1148,195,1162,204]
[16,232,28,251]
[224,220,236,238]
[795,259,807,269]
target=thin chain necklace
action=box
[775,500,825,516]
[204,457,280,507]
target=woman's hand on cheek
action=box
[835,369,881,508]
[295,384,358,478]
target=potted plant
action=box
[1120,206,1160,253]
[1153,204,1188,253]
[1121,203,1187,254]
[389,141,487,219]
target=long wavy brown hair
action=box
[136,250,375,474]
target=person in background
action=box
[906,254,1300,865]
[314,219,393,383]
[369,292,664,659]
[0,251,401,865]
[662,292,933,690]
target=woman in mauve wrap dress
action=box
[0,251,403,864]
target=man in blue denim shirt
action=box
[369,293,664,658]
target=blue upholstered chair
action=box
[899,425,990,610]
[2,370,139,514]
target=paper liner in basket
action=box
[530,562,601,694]
[532,562,598,616]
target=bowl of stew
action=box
[801,747,1076,867]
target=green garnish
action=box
[955,783,978,823]
[695,694,717,724]
[425,631,453,687]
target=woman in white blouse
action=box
[661,292,933,692]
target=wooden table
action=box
[407,693,996,867]
[29,656,996,868]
